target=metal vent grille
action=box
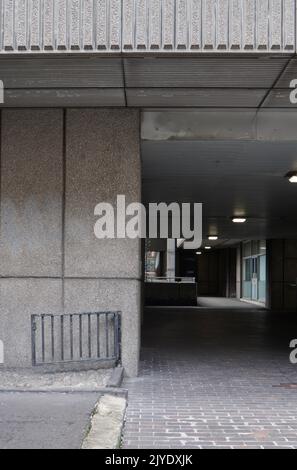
[31,312,122,366]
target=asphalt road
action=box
[0,391,99,449]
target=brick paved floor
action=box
[122,303,297,449]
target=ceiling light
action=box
[286,171,297,183]
[196,251,202,255]
[232,217,247,224]
[205,246,212,250]
[208,236,218,241]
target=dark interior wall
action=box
[228,248,238,298]
[197,250,225,296]
[268,239,297,311]
[195,248,237,297]
[177,250,198,279]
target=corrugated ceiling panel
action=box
[276,59,297,86]
[124,57,289,88]
[263,89,295,107]
[3,88,126,107]
[127,88,267,107]
[0,58,124,87]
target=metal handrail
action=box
[145,276,196,284]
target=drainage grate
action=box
[31,312,121,366]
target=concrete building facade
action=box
[1,1,297,376]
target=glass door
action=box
[242,241,266,305]
[251,257,258,301]
[258,255,266,303]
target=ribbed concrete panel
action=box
[0,0,295,53]
[122,0,296,52]
[127,88,267,107]
[0,0,122,51]
[124,57,289,88]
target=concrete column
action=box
[0,109,64,367]
[64,109,141,377]
[166,239,176,279]
[0,109,142,377]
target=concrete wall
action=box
[0,109,141,377]
[268,239,297,311]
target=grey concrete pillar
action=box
[64,109,141,377]
[0,109,64,367]
[0,109,142,377]
[166,239,176,279]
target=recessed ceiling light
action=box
[208,236,218,241]
[205,246,212,250]
[196,251,202,255]
[232,217,247,224]
[286,171,297,183]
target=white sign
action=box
[0,340,3,364]
[0,81,3,104]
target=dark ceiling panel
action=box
[275,58,297,88]
[127,88,266,108]
[0,58,124,88]
[124,57,289,88]
[3,89,126,107]
[142,141,297,178]
[263,89,295,107]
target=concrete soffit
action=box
[141,109,297,142]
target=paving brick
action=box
[122,307,297,449]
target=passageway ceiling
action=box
[142,139,297,244]
[1,54,297,243]
[0,55,297,108]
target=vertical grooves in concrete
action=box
[62,108,67,311]
[0,0,295,53]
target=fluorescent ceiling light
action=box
[286,172,297,183]
[208,236,218,241]
[232,217,247,223]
